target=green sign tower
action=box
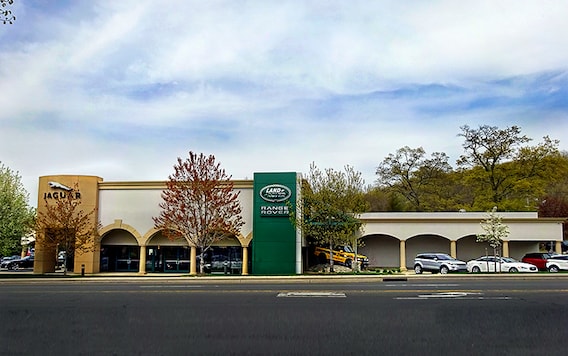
[252,172,302,275]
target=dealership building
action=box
[33,173,566,275]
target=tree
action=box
[376,146,452,211]
[457,125,540,209]
[364,186,406,212]
[538,157,568,242]
[0,162,35,257]
[153,152,244,274]
[476,207,510,272]
[35,183,100,275]
[1,0,15,24]
[291,163,368,272]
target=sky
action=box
[1,0,568,208]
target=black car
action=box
[1,255,34,270]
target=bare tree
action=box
[376,146,452,211]
[36,184,100,275]
[153,152,244,274]
[1,0,15,24]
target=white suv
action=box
[414,253,467,274]
[546,255,568,272]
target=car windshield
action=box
[437,254,453,260]
[342,246,353,253]
[502,257,516,263]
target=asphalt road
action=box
[1,277,567,355]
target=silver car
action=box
[414,253,467,274]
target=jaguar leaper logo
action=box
[48,181,72,191]
[259,184,292,203]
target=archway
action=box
[145,231,190,273]
[100,229,140,272]
[456,235,491,262]
[360,234,399,268]
[405,234,450,269]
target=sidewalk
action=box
[2,269,568,283]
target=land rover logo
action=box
[260,184,291,203]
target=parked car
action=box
[1,255,20,264]
[1,255,34,270]
[413,253,467,274]
[546,255,568,272]
[314,245,369,269]
[467,256,538,273]
[521,252,553,270]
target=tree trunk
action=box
[328,238,334,273]
[199,251,204,274]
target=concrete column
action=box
[242,246,249,275]
[556,241,562,255]
[138,245,147,274]
[399,240,407,272]
[190,246,197,275]
[450,240,457,258]
[502,241,509,257]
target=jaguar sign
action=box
[259,184,292,203]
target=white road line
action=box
[395,296,511,300]
[418,292,478,298]
[384,284,460,287]
[277,292,347,298]
[394,292,511,300]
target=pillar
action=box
[502,241,509,257]
[556,241,562,255]
[242,246,249,275]
[190,245,197,275]
[138,245,147,274]
[399,240,407,272]
[450,240,457,258]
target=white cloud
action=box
[1,0,567,207]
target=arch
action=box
[146,230,189,247]
[360,234,399,268]
[405,234,451,269]
[212,235,241,247]
[99,220,143,244]
[237,231,253,247]
[455,235,490,261]
[99,225,140,273]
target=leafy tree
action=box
[376,146,452,211]
[538,157,568,241]
[153,152,244,274]
[457,125,562,209]
[476,207,510,272]
[35,183,100,275]
[291,163,368,272]
[1,0,15,24]
[364,186,406,212]
[0,162,35,257]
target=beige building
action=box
[33,175,566,274]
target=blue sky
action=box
[1,0,567,207]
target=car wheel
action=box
[509,267,518,273]
[440,266,449,274]
[472,266,481,273]
[344,259,352,268]
[414,265,423,274]
[549,265,559,273]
